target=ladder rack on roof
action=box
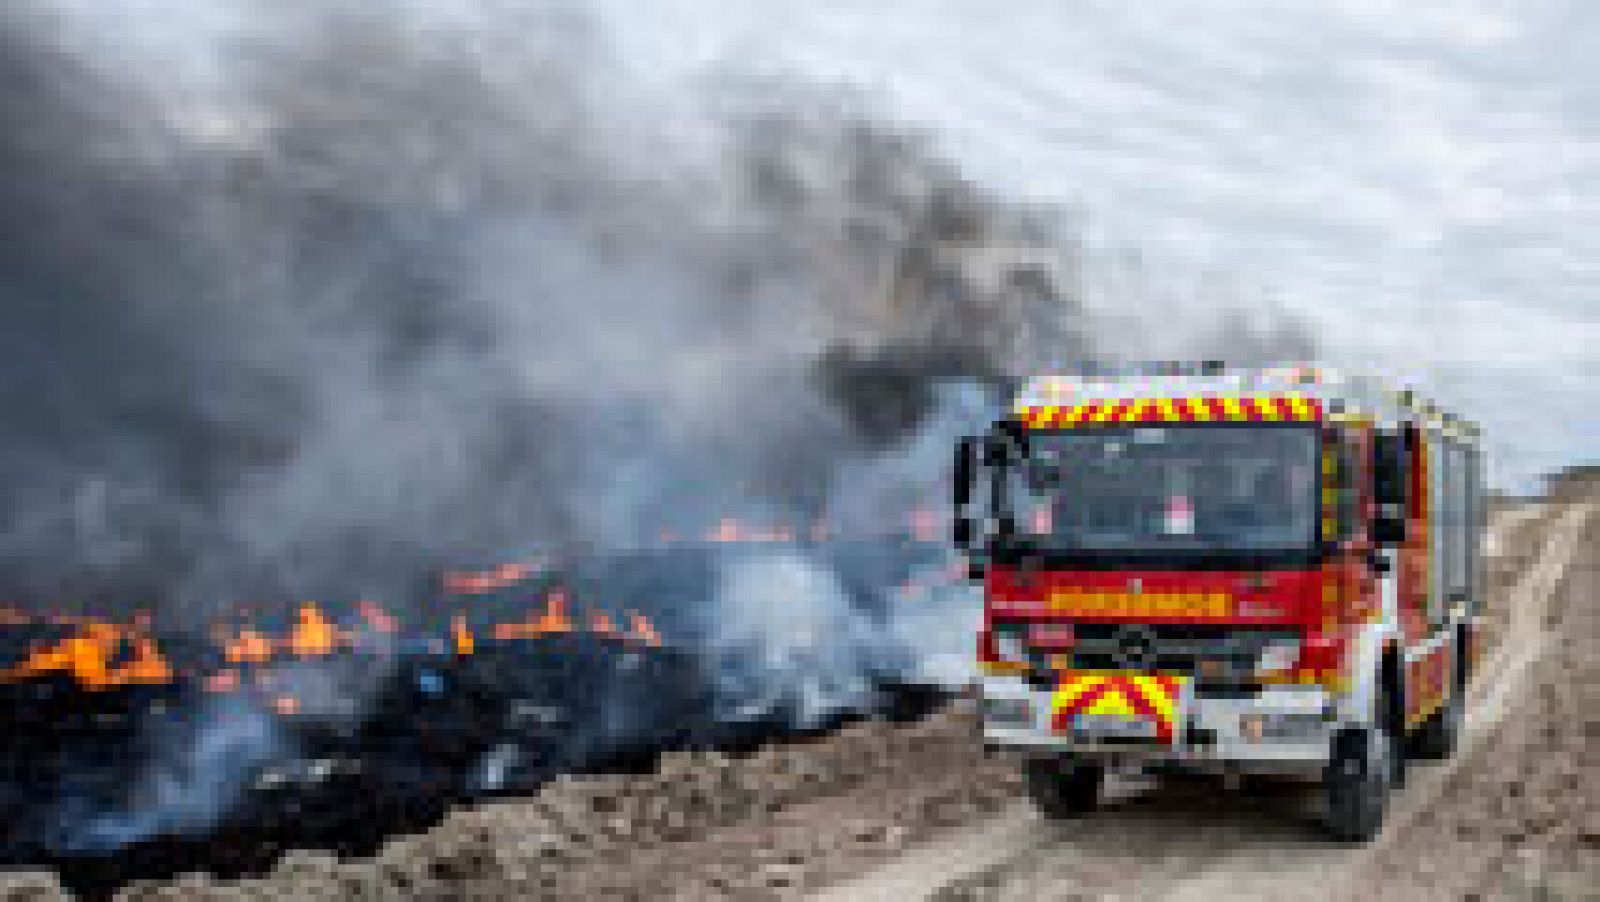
[1015,365,1478,442]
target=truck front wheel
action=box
[1023,755,1103,819]
[1323,725,1396,842]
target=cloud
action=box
[597,0,1598,484]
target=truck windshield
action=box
[1007,425,1319,557]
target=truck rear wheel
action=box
[1412,630,1468,761]
[1409,685,1462,761]
[1023,755,1103,819]
[1323,725,1396,842]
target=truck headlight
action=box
[981,696,1034,726]
[1241,711,1325,741]
[1254,640,1301,676]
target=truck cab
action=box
[955,364,1482,840]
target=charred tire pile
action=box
[0,679,198,855]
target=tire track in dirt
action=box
[1169,501,1594,902]
[1344,503,1600,899]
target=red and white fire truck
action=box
[954,364,1483,840]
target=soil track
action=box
[816,500,1596,902]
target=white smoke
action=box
[51,698,285,853]
[705,382,993,724]
[708,551,883,727]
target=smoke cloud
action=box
[0,0,1101,616]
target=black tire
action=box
[1323,725,1397,842]
[1023,755,1103,819]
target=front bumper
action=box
[980,675,1338,770]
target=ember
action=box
[440,558,548,595]
[451,614,475,655]
[628,611,663,647]
[357,601,399,634]
[205,669,242,693]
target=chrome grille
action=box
[1036,625,1298,677]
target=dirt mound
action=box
[83,701,1012,900]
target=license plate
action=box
[1072,713,1157,739]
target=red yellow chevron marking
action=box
[1050,671,1185,742]
[1015,395,1322,429]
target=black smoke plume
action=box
[0,1,1085,618]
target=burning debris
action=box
[0,525,972,886]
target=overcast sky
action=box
[592,0,1597,490]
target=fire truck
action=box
[953,364,1483,840]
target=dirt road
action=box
[816,501,1597,902]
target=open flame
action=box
[222,627,274,665]
[0,509,951,699]
[1,591,669,699]
[287,603,343,657]
[492,590,574,640]
[0,620,173,690]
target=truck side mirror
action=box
[1371,430,1411,545]
[953,436,987,573]
[1371,507,1407,545]
[953,436,976,540]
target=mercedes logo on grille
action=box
[1112,625,1158,670]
